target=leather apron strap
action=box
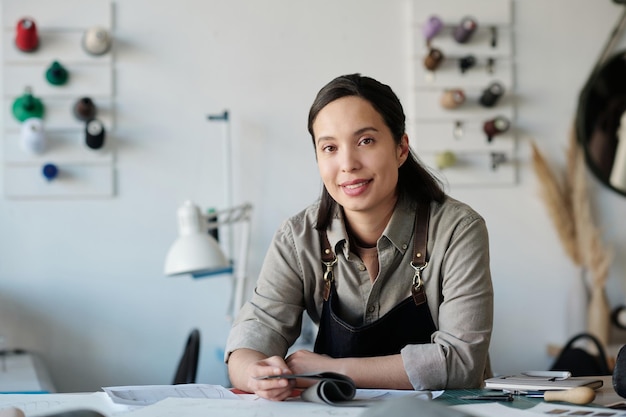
[410,202,430,306]
[319,202,430,305]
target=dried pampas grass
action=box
[530,139,581,266]
[530,127,612,293]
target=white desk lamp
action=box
[164,201,253,319]
[164,110,252,319]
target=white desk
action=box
[594,375,624,407]
[0,377,623,417]
[0,351,56,393]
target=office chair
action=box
[173,328,200,384]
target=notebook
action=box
[484,374,604,391]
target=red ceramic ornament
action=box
[15,17,39,52]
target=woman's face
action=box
[312,96,409,219]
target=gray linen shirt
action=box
[225,194,493,390]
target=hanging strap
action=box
[319,202,431,305]
[410,203,430,306]
[320,230,337,301]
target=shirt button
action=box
[368,305,375,313]
[402,244,408,250]
[358,264,366,271]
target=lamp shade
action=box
[164,201,230,276]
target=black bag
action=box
[550,333,611,376]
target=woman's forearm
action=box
[337,354,413,389]
[227,348,268,391]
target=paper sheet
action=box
[121,397,365,417]
[0,392,131,417]
[354,389,442,401]
[117,389,440,417]
[529,402,626,416]
[102,384,238,405]
[452,401,626,417]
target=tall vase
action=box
[587,285,611,346]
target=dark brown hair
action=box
[308,74,445,230]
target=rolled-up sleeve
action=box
[401,210,493,390]
[225,219,307,361]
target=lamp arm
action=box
[202,203,252,230]
[197,202,253,320]
[232,215,251,319]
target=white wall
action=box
[0,0,625,392]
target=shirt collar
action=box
[325,194,417,258]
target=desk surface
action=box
[591,375,623,407]
[436,388,542,408]
[437,375,624,409]
[0,377,622,417]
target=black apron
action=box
[313,203,436,358]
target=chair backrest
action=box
[173,328,200,384]
[550,332,611,376]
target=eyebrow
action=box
[316,126,380,144]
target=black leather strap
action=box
[412,203,430,268]
[318,202,431,304]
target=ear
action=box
[397,134,410,167]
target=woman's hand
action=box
[244,355,296,401]
[228,349,296,401]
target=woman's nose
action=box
[340,148,360,172]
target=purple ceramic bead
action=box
[453,16,478,43]
[422,15,443,42]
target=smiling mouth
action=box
[342,180,371,189]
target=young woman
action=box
[225,74,493,401]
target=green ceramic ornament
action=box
[12,88,45,122]
[45,61,69,86]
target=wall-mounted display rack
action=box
[411,0,515,187]
[2,0,115,199]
